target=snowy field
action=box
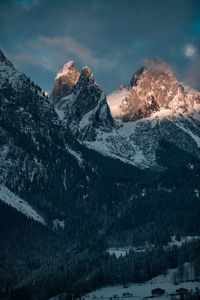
[86,267,200,299]
[0,184,46,225]
[107,236,200,258]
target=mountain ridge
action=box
[51,57,200,168]
[1,49,200,298]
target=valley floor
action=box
[86,268,200,299]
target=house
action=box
[176,288,189,295]
[151,288,165,297]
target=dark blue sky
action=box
[0,0,200,94]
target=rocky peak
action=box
[73,66,95,92]
[50,60,80,105]
[55,60,76,79]
[118,58,200,121]
[0,49,25,91]
[55,66,114,140]
[0,49,6,62]
[0,49,15,70]
[81,66,94,79]
[130,57,174,87]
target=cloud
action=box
[7,35,99,71]
[9,35,120,76]
[2,0,200,93]
[184,44,196,58]
[36,36,100,67]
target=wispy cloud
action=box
[9,35,119,74]
[184,44,196,58]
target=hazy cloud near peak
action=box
[184,44,197,58]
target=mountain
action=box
[0,48,88,224]
[1,50,200,299]
[82,58,200,168]
[52,57,200,168]
[119,57,200,121]
[54,65,114,141]
[50,60,80,105]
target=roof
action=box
[176,288,189,293]
[151,288,165,293]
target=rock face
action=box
[1,49,200,298]
[50,61,80,104]
[0,49,85,220]
[55,66,115,141]
[108,57,200,121]
[80,58,200,167]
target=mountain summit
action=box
[50,60,80,104]
[108,57,200,121]
[54,64,115,141]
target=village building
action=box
[176,288,189,295]
[151,288,165,297]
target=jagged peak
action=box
[144,57,171,73]
[0,49,14,69]
[55,60,78,80]
[130,57,173,87]
[81,66,94,81]
[0,49,6,62]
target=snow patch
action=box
[168,235,200,247]
[55,61,75,79]
[86,266,200,298]
[65,144,83,165]
[175,123,200,148]
[53,219,65,230]
[107,87,128,118]
[0,185,46,225]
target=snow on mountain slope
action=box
[87,280,200,299]
[87,264,200,298]
[54,65,114,141]
[0,185,46,225]
[82,59,200,168]
[107,85,128,118]
[65,143,83,166]
[83,109,200,168]
[51,57,200,169]
[108,236,200,258]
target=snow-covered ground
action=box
[168,235,200,247]
[86,281,200,299]
[65,143,83,166]
[107,87,128,118]
[108,236,200,258]
[53,219,65,230]
[0,185,46,225]
[86,266,200,299]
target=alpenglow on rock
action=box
[50,60,80,104]
[108,57,200,121]
[55,65,115,141]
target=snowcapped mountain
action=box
[53,57,200,168]
[50,60,80,104]
[109,57,200,121]
[54,65,114,141]
[70,57,200,168]
[1,49,200,298]
[0,49,88,225]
